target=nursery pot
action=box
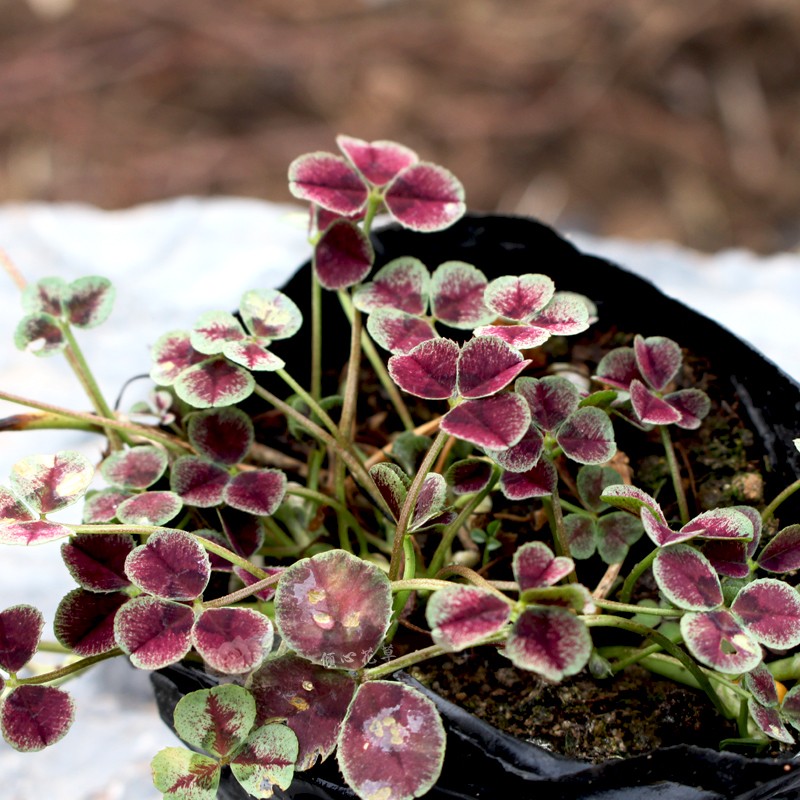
[152,214,800,799]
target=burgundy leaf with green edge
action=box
[599,484,665,522]
[218,507,264,559]
[0,520,73,545]
[445,458,494,495]
[499,457,557,500]
[0,486,35,523]
[288,152,368,215]
[652,545,723,611]
[472,323,552,350]
[22,277,66,316]
[595,346,639,390]
[388,337,459,400]
[274,550,392,669]
[230,723,298,797]
[442,393,531,450]
[702,539,750,579]
[746,663,780,707]
[369,463,409,520]
[664,388,711,430]
[187,407,254,466]
[63,276,115,328]
[11,450,94,514]
[116,491,182,527]
[384,161,466,232]
[81,488,134,523]
[596,512,643,564]
[174,357,255,409]
[0,604,44,671]
[312,206,365,237]
[505,607,592,681]
[14,313,66,357]
[513,541,574,590]
[61,533,133,591]
[565,514,596,560]
[352,256,430,315]
[336,134,418,186]
[125,529,210,600]
[630,379,681,425]
[223,468,286,517]
[525,293,590,335]
[681,508,754,541]
[170,456,229,508]
[411,473,448,530]
[456,336,530,399]
[429,261,493,329]
[426,586,511,650]
[1,685,75,752]
[100,445,167,490]
[233,566,284,601]
[337,681,445,800]
[731,579,800,649]
[190,311,244,355]
[758,524,800,573]
[520,584,594,613]
[114,596,194,670]
[151,747,220,800]
[576,465,621,512]
[484,274,555,321]
[192,607,273,674]
[556,407,616,465]
[223,341,283,372]
[516,376,580,433]
[680,609,762,673]
[240,288,303,341]
[150,330,207,386]
[634,335,682,391]
[173,684,255,759]
[247,654,356,771]
[54,588,126,656]
[366,309,437,354]
[485,425,544,473]
[313,219,374,291]
[748,700,795,744]
[641,509,696,548]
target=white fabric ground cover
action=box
[0,199,797,799]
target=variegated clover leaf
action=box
[595,335,710,430]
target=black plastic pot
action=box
[153,214,800,799]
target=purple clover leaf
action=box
[352,257,430,316]
[595,335,710,430]
[429,261,493,329]
[337,681,446,800]
[61,533,134,591]
[425,586,512,651]
[186,407,254,465]
[54,588,127,657]
[336,135,418,186]
[0,604,44,672]
[247,653,357,771]
[100,445,167,489]
[313,219,374,290]
[1,685,76,753]
[274,550,392,670]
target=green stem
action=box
[390,579,456,593]
[275,369,340,439]
[434,564,513,602]
[427,466,500,578]
[593,598,683,617]
[559,498,593,517]
[584,615,729,717]
[203,573,282,609]
[310,270,322,403]
[253,385,388,515]
[762,477,800,524]
[661,425,689,525]
[389,429,450,581]
[363,643,449,680]
[619,547,659,604]
[0,389,193,453]
[543,487,574,581]
[338,291,414,432]
[68,524,267,579]
[16,649,124,686]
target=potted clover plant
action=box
[2,135,800,800]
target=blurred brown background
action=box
[2,0,799,253]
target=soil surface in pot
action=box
[407,649,789,763]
